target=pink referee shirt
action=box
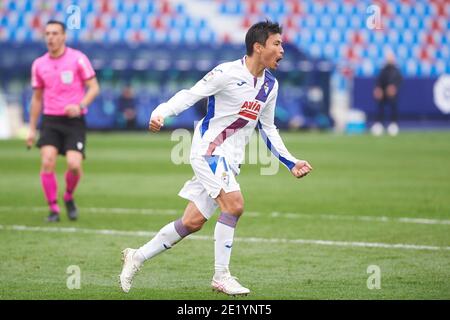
[31,47,96,116]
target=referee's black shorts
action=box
[37,115,87,158]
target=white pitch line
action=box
[1,224,449,251]
[269,211,450,225]
[0,206,449,226]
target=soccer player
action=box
[26,21,100,222]
[119,21,312,295]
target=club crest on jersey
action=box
[221,172,230,186]
[263,82,269,95]
[238,101,261,120]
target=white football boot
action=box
[211,272,250,296]
[371,122,384,136]
[387,122,399,136]
[119,248,142,293]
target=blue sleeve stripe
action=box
[258,121,296,170]
[201,95,215,137]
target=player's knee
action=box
[185,222,203,233]
[184,219,204,233]
[67,160,82,173]
[41,156,56,172]
[229,202,244,216]
[219,192,245,216]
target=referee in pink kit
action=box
[26,20,100,222]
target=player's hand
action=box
[26,128,36,149]
[291,160,313,179]
[373,87,383,100]
[386,85,397,97]
[149,114,164,132]
[64,104,82,118]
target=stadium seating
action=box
[0,0,448,128]
[1,0,448,77]
[214,0,449,77]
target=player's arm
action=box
[149,90,203,132]
[65,77,100,118]
[65,53,100,117]
[27,88,43,148]
[258,82,312,179]
[82,77,100,107]
[27,60,45,148]
[149,67,228,132]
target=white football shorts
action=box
[178,155,240,219]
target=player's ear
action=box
[253,42,263,55]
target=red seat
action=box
[247,1,260,15]
[160,1,171,14]
[31,15,41,30]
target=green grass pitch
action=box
[0,131,449,299]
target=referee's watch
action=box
[79,103,87,110]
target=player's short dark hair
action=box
[46,20,66,33]
[245,20,283,56]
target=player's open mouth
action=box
[275,57,283,66]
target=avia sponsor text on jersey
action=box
[238,101,261,120]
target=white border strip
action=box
[1,206,449,226]
[1,224,449,251]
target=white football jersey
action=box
[152,56,299,173]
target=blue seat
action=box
[405,59,418,76]
[324,1,338,14]
[23,0,33,12]
[196,29,214,43]
[329,29,343,45]
[219,2,228,14]
[431,62,444,76]
[129,13,144,29]
[443,31,450,45]
[319,15,333,29]
[222,1,242,15]
[312,28,327,44]
[263,1,285,15]
[361,59,375,77]
[175,3,185,14]
[7,0,16,11]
